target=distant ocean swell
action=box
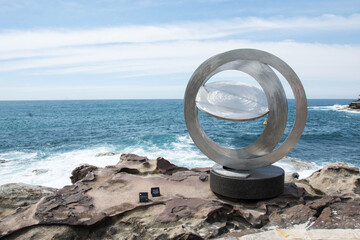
[0,99,359,188]
[308,104,360,113]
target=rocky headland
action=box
[349,97,360,110]
[342,96,360,112]
[0,154,359,239]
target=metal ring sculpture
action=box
[184,49,307,170]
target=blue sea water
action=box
[0,99,359,188]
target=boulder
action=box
[70,164,98,184]
[302,162,360,198]
[156,157,188,175]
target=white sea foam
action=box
[309,104,360,114]
[274,156,321,179]
[0,147,120,188]
[0,135,321,188]
[0,136,212,188]
[122,135,213,169]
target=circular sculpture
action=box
[184,49,307,170]
[184,49,307,199]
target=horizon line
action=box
[0,98,355,102]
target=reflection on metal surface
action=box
[184,49,307,170]
[212,164,250,178]
[196,81,269,121]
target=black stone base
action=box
[210,164,284,200]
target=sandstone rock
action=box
[268,204,316,228]
[304,162,360,198]
[0,183,57,220]
[115,153,155,174]
[191,167,211,173]
[70,164,98,184]
[310,200,360,229]
[1,159,360,239]
[156,157,188,175]
[237,229,360,240]
[119,153,149,163]
[156,198,224,223]
[2,225,80,240]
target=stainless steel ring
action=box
[184,49,307,170]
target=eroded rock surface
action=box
[0,155,359,239]
[0,183,57,219]
[70,164,99,184]
[297,162,360,198]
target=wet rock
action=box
[32,169,49,175]
[70,164,98,184]
[0,159,7,164]
[95,152,119,157]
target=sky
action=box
[0,0,359,100]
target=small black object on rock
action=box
[151,187,161,197]
[292,172,299,179]
[139,192,149,203]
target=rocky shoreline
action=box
[341,97,360,112]
[0,154,359,239]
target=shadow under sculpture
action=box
[184,49,307,199]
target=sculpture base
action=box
[210,164,284,200]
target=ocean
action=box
[0,99,359,188]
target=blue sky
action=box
[0,0,359,100]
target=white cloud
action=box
[0,14,359,99]
[1,40,359,83]
[0,14,359,52]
